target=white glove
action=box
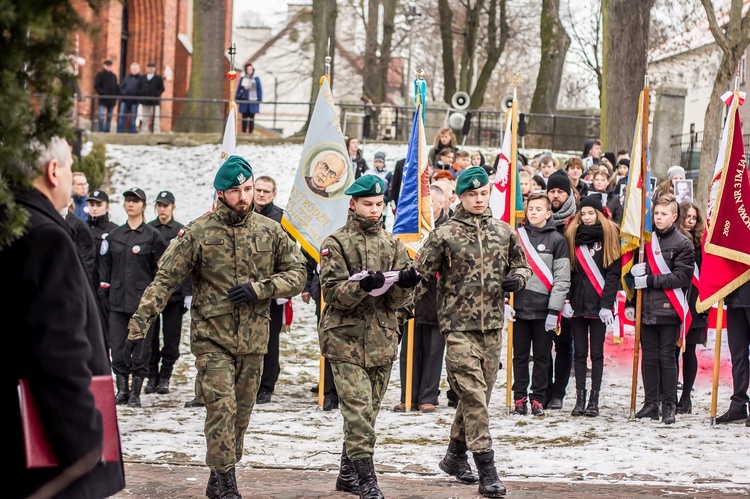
[630,262,646,277]
[634,276,648,289]
[562,302,574,318]
[598,308,615,328]
[504,303,516,322]
[183,295,192,310]
[544,313,558,332]
[624,307,635,321]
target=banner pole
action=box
[505,85,519,414]
[710,299,725,426]
[405,319,415,412]
[318,294,326,408]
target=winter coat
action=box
[94,68,119,107]
[415,205,532,334]
[350,149,369,179]
[428,143,457,166]
[568,231,621,318]
[414,210,449,326]
[591,189,623,225]
[725,277,750,308]
[128,200,305,355]
[4,188,125,499]
[634,224,694,325]
[66,212,96,286]
[686,239,708,341]
[390,158,406,208]
[119,73,142,104]
[514,220,571,320]
[319,210,414,368]
[73,193,89,220]
[235,75,262,114]
[99,221,167,314]
[148,217,193,302]
[138,73,165,105]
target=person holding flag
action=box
[415,166,531,498]
[318,174,419,499]
[626,194,694,424]
[562,195,621,418]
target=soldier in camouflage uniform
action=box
[126,156,306,499]
[415,166,531,498]
[319,175,420,499]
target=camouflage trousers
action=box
[330,360,392,461]
[444,329,502,454]
[194,351,264,472]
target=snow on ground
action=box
[103,143,749,494]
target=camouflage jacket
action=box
[319,210,414,368]
[128,200,306,356]
[415,205,531,333]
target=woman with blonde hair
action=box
[562,195,621,417]
[428,126,457,165]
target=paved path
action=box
[114,462,750,498]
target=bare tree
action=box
[361,0,399,105]
[437,0,509,109]
[601,0,655,150]
[530,0,570,114]
[173,0,226,133]
[697,0,750,207]
[299,0,337,135]
[561,0,603,108]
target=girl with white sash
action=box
[563,195,621,418]
[628,194,695,424]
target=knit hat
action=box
[213,155,253,191]
[579,194,603,213]
[667,165,686,180]
[374,151,386,162]
[455,166,489,195]
[344,174,386,197]
[546,169,571,195]
[618,158,631,168]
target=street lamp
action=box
[405,2,421,101]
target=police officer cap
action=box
[344,175,386,198]
[455,166,489,195]
[155,190,176,205]
[88,190,109,203]
[213,155,254,191]
[123,187,147,202]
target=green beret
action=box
[213,155,253,191]
[344,174,386,198]
[455,166,490,195]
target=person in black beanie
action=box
[544,168,577,409]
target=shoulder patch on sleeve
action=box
[177,228,185,237]
[321,248,330,257]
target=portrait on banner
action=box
[303,145,350,199]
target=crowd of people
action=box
[6,130,750,499]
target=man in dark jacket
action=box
[716,280,750,425]
[94,59,119,132]
[117,61,141,133]
[138,62,165,133]
[252,175,287,404]
[628,194,694,424]
[2,136,125,499]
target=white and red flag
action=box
[697,90,750,312]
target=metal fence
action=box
[79,95,600,150]
[669,130,750,179]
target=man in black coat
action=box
[253,175,288,404]
[138,62,165,133]
[93,59,119,132]
[2,136,125,498]
[117,61,141,133]
[716,280,750,425]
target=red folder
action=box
[18,375,122,468]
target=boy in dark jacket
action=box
[627,194,694,424]
[512,193,570,416]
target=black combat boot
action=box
[473,450,507,497]
[335,443,359,494]
[584,390,600,417]
[439,439,478,484]
[115,375,130,405]
[144,378,157,394]
[216,468,241,499]
[352,456,384,499]
[662,402,676,425]
[205,470,219,499]
[156,376,170,394]
[570,389,586,417]
[128,377,144,407]
[635,402,660,420]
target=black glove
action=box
[227,283,258,304]
[359,270,386,292]
[501,274,522,292]
[123,338,145,367]
[396,268,422,288]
